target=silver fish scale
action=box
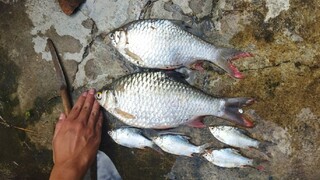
[111,71,221,128]
[124,20,217,68]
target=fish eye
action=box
[95,92,102,100]
[109,33,114,39]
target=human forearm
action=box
[50,160,87,180]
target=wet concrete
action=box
[0,0,319,179]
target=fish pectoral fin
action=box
[186,116,206,128]
[124,48,144,65]
[114,108,136,120]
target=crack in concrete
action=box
[71,9,100,86]
[82,19,97,60]
[241,60,291,72]
[241,60,320,72]
[139,0,158,19]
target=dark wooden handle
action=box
[60,88,72,115]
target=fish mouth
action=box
[108,27,126,46]
[107,131,113,136]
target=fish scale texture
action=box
[117,20,216,68]
[107,71,222,128]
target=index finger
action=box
[77,88,96,124]
[67,91,87,120]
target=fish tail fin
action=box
[151,144,165,155]
[197,143,213,154]
[221,98,255,127]
[251,158,270,172]
[259,140,276,157]
[214,48,253,79]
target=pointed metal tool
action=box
[47,38,72,115]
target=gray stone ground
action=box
[0,0,319,179]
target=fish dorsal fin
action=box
[235,127,251,137]
[225,148,241,155]
[125,127,143,134]
[222,126,250,136]
[158,132,191,142]
[158,131,186,136]
[174,135,192,143]
[164,70,190,85]
[169,20,192,30]
[216,125,251,137]
[168,20,203,37]
[177,135,191,140]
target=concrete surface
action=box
[0,0,319,179]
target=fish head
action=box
[95,90,116,110]
[208,126,219,135]
[108,28,127,48]
[202,153,209,158]
[204,148,215,157]
[208,126,215,132]
[107,130,117,141]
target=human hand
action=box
[50,89,103,180]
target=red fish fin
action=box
[214,48,253,79]
[186,116,206,128]
[242,164,265,171]
[221,98,255,128]
[189,61,205,72]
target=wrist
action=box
[50,160,87,180]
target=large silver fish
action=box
[108,19,252,79]
[95,71,254,129]
[152,133,210,157]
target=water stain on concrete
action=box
[0,48,52,179]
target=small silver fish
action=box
[95,71,254,129]
[203,148,253,168]
[108,127,160,152]
[209,126,260,149]
[108,19,252,79]
[152,133,210,157]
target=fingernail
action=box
[89,88,95,95]
[82,92,88,97]
[59,113,64,120]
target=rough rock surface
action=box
[0,0,319,179]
